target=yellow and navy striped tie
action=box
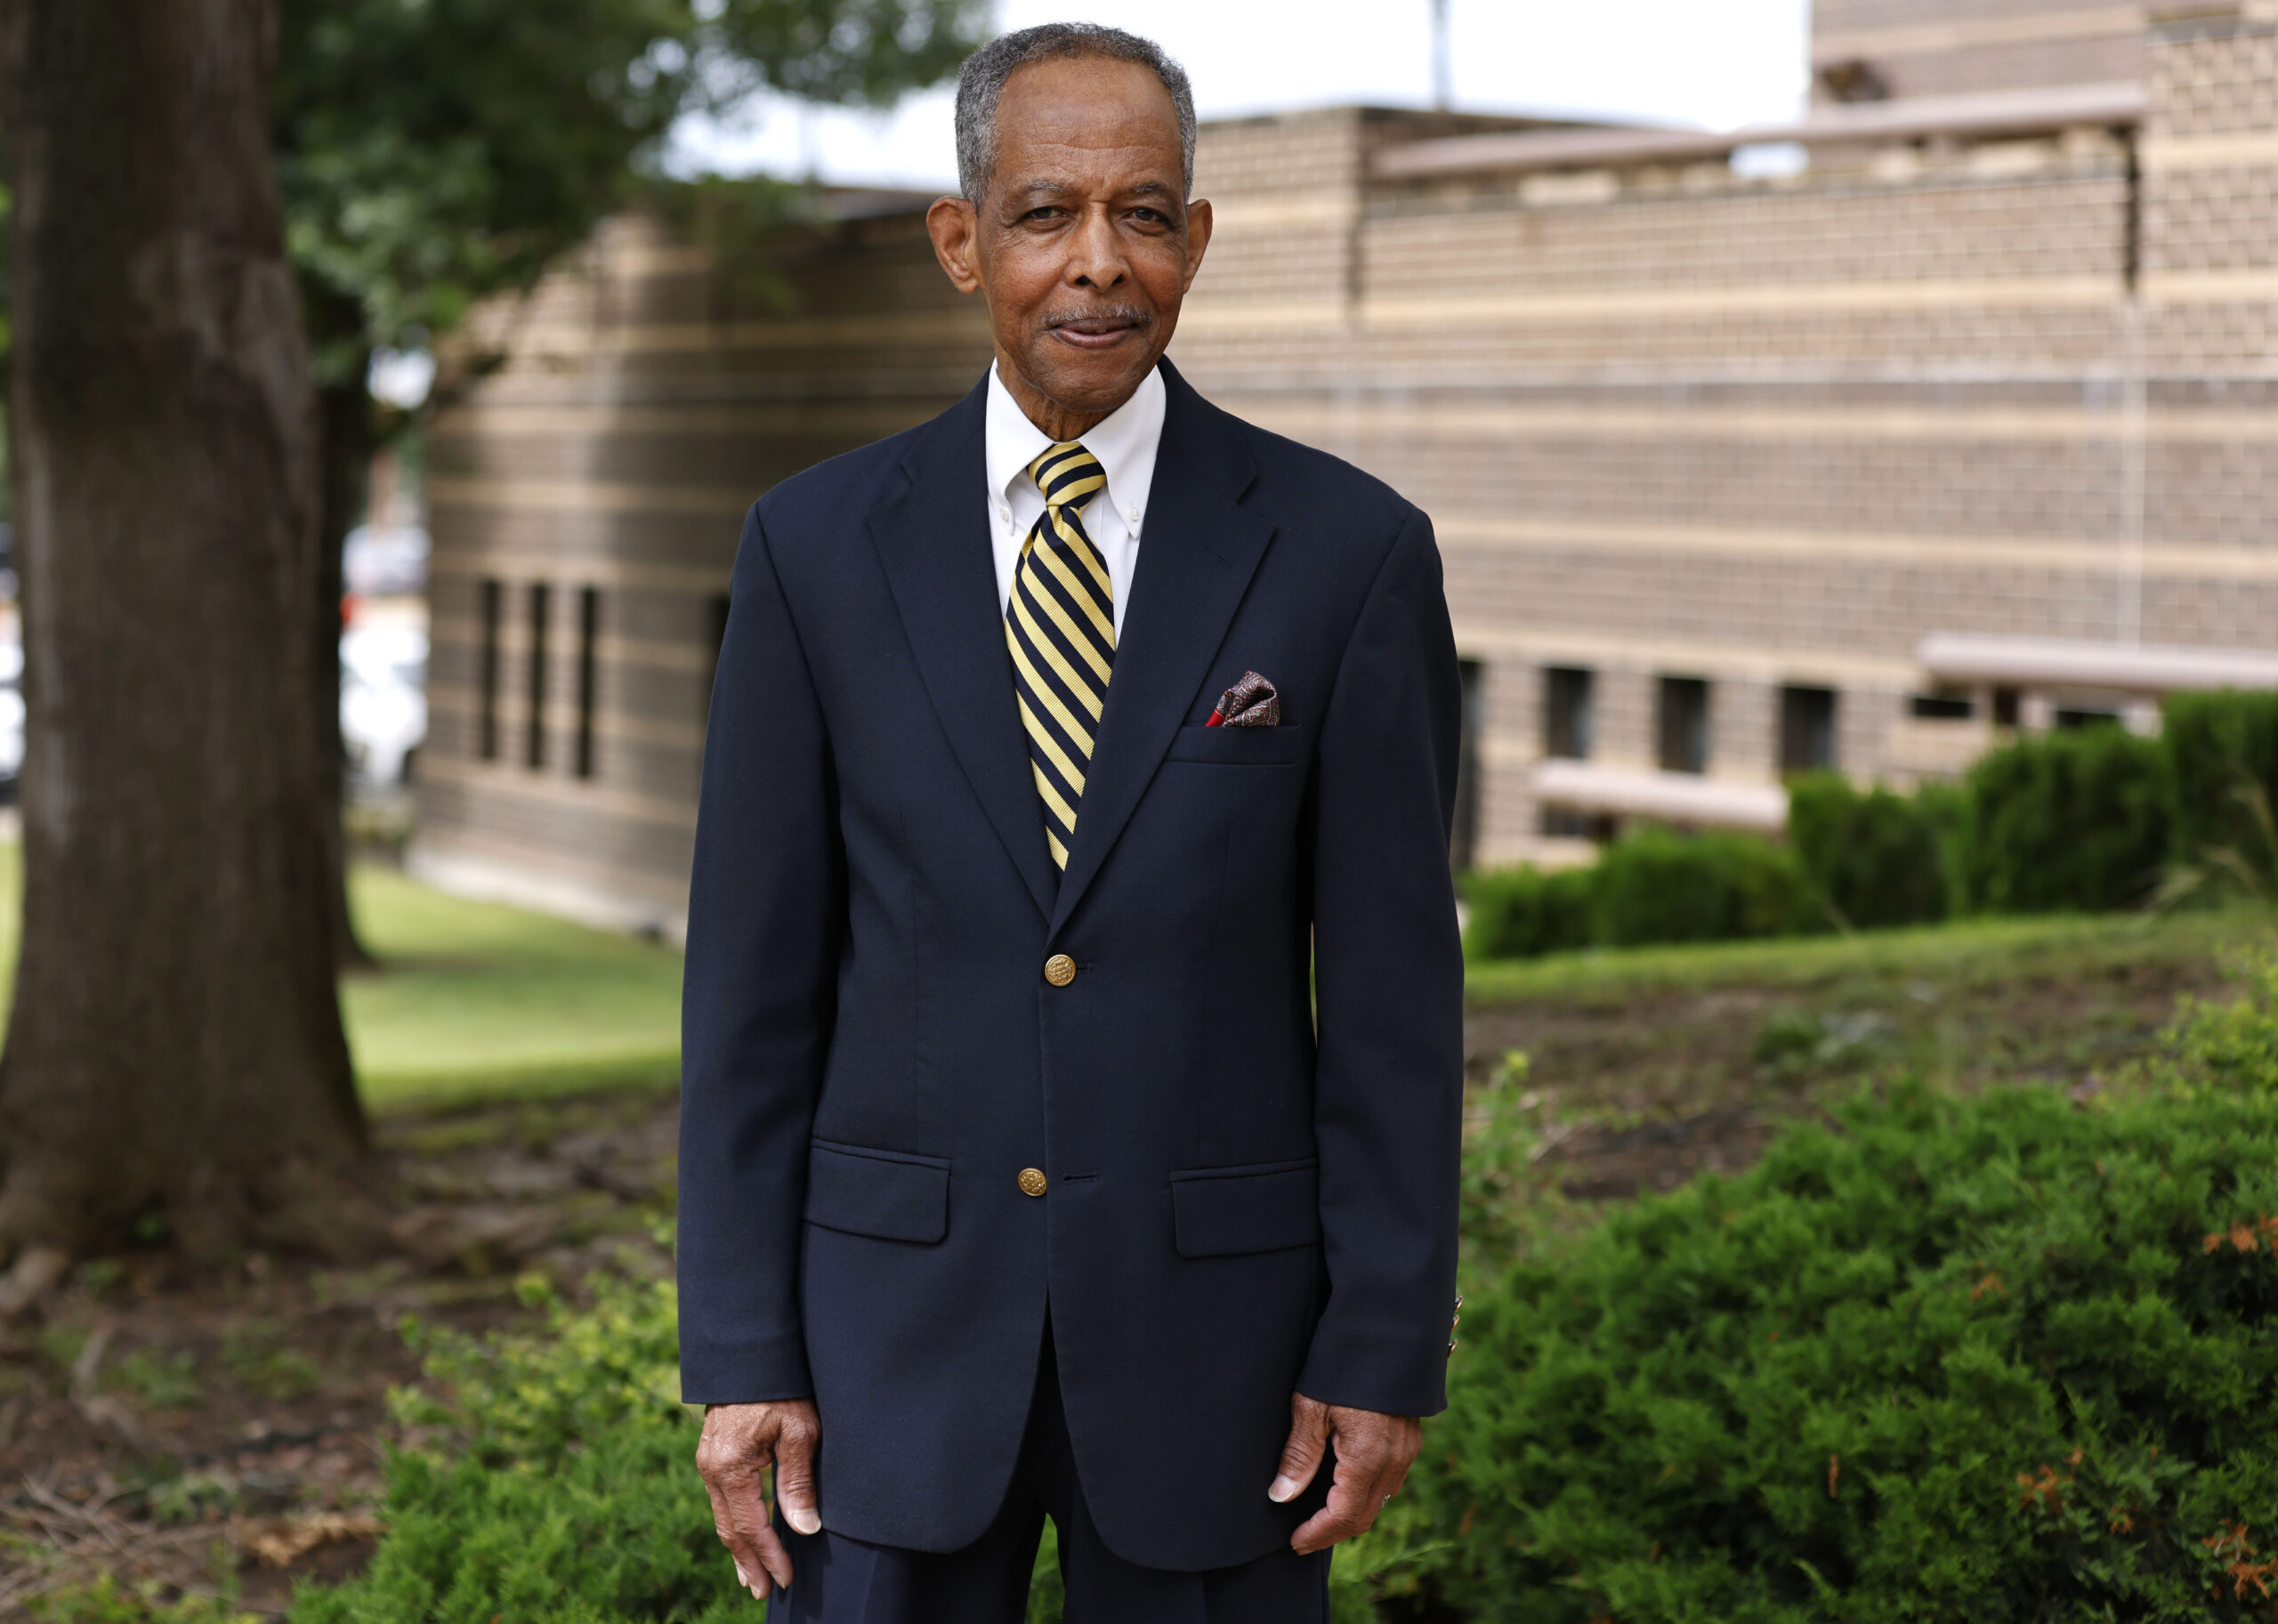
[1006,441,1114,874]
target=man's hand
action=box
[1267,1392,1422,1555]
[696,1400,822,1601]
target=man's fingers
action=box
[1290,1449,1396,1555]
[773,1410,824,1536]
[1268,1394,1330,1503]
[699,1471,777,1600]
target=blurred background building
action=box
[408,0,2278,937]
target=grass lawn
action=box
[343,866,683,1109]
[0,844,685,1111]
[0,836,2268,1127]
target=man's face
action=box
[928,56,1213,430]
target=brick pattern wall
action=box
[422,8,2278,906]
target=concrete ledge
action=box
[1531,761,1789,833]
[1376,82,2146,181]
[1918,633,2278,694]
[407,840,688,946]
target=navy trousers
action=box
[766,1327,1330,1623]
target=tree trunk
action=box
[0,0,382,1262]
[316,372,376,970]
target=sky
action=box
[667,0,1814,190]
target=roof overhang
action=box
[1531,760,1789,832]
[1374,81,2146,182]
[1918,633,2278,693]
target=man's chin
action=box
[1020,341,1161,416]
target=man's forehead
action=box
[997,56,1180,146]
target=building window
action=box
[1658,675,1709,774]
[1780,684,1838,772]
[1450,658,1484,873]
[1911,689,1974,720]
[703,593,731,726]
[2055,706,2121,731]
[477,578,502,762]
[526,582,551,770]
[575,586,601,780]
[1991,686,2022,728]
[1543,666,1593,760]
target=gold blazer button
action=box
[1018,1168,1048,1197]
[1043,954,1077,987]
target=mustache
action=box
[1041,304,1152,331]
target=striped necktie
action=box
[1005,440,1114,874]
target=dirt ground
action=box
[0,944,2250,1618]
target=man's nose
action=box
[1065,206,1129,289]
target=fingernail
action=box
[1268,1476,1297,1503]
[788,1507,821,1535]
[735,1563,751,1588]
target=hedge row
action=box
[284,965,2278,1624]
[1466,689,2278,962]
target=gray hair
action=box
[954,23,1197,204]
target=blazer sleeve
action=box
[677,501,843,1404]
[1297,506,1466,1419]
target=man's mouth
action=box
[1043,307,1150,350]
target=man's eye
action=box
[1131,208,1167,224]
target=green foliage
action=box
[1785,772,1949,931]
[1592,827,1827,949]
[1461,864,1595,963]
[1465,831,1824,962]
[1379,1083,2278,1622]
[2163,690,2278,906]
[110,1347,202,1410]
[273,0,988,381]
[2160,952,2278,1099]
[222,1320,323,1401]
[290,1275,745,1624]
[1958,726,2171,915]
[31,1575,257,1624]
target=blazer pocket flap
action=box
[805,1141,949,1244]
[1170,1159,1321,1257]
[1166,723,1306,766]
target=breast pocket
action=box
[1164,723,1306,767]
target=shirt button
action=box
[1044,953,1077,987]
[1018,1168,1048,1197]
[1127,506,1141,522]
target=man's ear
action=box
[1179,198,1214,296]
[927,197,984,295]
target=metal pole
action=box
[1433,0,1452,110]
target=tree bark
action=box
[0,0,382,1261]
[316,370,376,971]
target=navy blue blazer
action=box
[677,360,1464,1572]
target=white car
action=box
[342,620,427,785]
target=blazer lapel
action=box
[1050,362,1277,934]
[868,377,1059,922]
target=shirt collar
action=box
[985,360,1166,527]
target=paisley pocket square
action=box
[1204,671,1280,729]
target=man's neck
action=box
[995,353,1142,443]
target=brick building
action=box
[416,1,2278,936]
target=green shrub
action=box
[1375,1083,2278,1622]
[2164,690,2278,896]
[1785,772,1948,931]
[1461,864,1596,962]
[2160,952,2278,1099]
[290,1276,747,1624]
[1958,727,2170,914]
[1592,827,1827,949]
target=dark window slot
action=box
[1657,675,1709,775]
[1779,684,1838,773]
[575,586,601,780]
[526,583,551,770]
[477,578,502,762]
[1543,666,1593,760]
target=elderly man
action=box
[677,21,1464,1622]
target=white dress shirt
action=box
[984,360,1165,640]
